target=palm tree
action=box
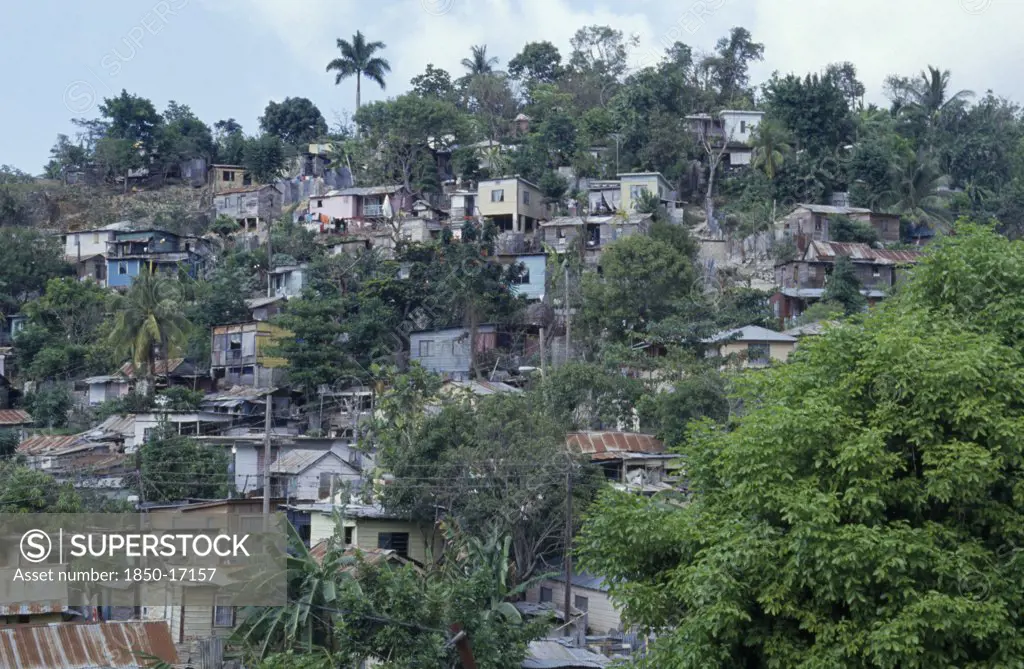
[909,66,974,117]
[461,45,498,76]
[108,270,190,394]
[326,31,391,110]
[750,119,792,181]
[887,150,952,230]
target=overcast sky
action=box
[2,0,1018,173]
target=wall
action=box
[285,455,359,502]
[619,175,667,212]
[718,340,796,365]
[410,327,497,380]
[88,381,129,405]
[210,166,247,192]
[179,586,234,644]
[353,518,442,564]
[309,194,357,219]
[720,112,762,145]
[525,581,622,634]
[107,258,143,288]
[588,187,621,214]
[65,230,113,258]
[509,255,546,301]
[310,512,355,546]
[477,178,519,218]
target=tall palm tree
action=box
[910,66,974,117]
[108,270,190,393]
[326,31,391,110]
[750,119,792,181]
[887,149,952,230]
[461,45,498,76]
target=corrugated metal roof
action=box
[704,325,798,344]
[88,415,135,439]
[245,296,286,309]
[81,375,127,385]
[215,184,278,195]
[806,241,923,265]
[794,203,872,215]
[119,358,184,377]
[325,185,403,197]
[0,410,31,425]
[566,432,664,456]
[442,380,522,396]
[17,434,87,455]
[0,621,177,668]
[269,449,334,475]
[0,601,67,616]
[523,640,611,668]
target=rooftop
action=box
[523,639,611,669]
[0,409,31,425]
[566,432,664,457]
[704,325,798,344]
[215,184,279,195]
[17,434,94,456]
[805,240,923,264]
[269,449,345,475]
[0,621,178,669]
[792,203,872,215]
[322,185,404,197]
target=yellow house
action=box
[703,325,798,368]
[305,502,444,566]
[209,164,250,193]
[618,172,673,212]
[476,177,548,234]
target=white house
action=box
[525,564,623,634]
[269,264,308,298]
[268,449,361,502]
[685,110,765,167]
[81,375,131,405]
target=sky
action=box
[2,0,1020,173]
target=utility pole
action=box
[262,393,272,528]
[539,326,546,378]
[563,459,574,637]
[266,217,273,298]
[563,261,571,365]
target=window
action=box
[222,170,234,182]
[740,120,747,134]
[318,472,340,500]
[747,342,770,365]
[418,340,434,357]
[513,268,530,285]
[213,596,235,628]
[522,190,531,204]
[882,222,889,232]
[872,266,881,278]
[814,219,822,231]
[118,262,128,275]
[629,185,648,201]
[143,428,155,443]
[92,232,100,243]
[574,595,589,612]
[558,228,566,239]
[377,532,410,558]
[540,586,553,603]
[317,199,323,208]
[791,265,798,283]
[491,188,505,202]
[344,526,354,545]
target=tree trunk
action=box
[356,73,362,110]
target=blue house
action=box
[106,229,211,288]
[409,325,502,381]
[501,253,546,302]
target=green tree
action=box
[108,272,190,393]
[156,101,215,172]
[822,255,867,314]
[830,215,881,244]
[508,41,563,85]
[214,118,246,165]
[749,118,792,180]
[23,384,73,429]
[135,425,231,502]
[701,26,765,104]
[462,44,499,76]
[579,223,1024,668]
[98,89,163,153]
[45,134,90,182]
[409,63,455,100]
[0,462,81,512]
[94,137,142,191]
[762,71,853,155]
[0,228,71,313]
[259,97,329,146]
[326,30,391,110]
[242,133,287,183]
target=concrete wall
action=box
[720,111,762,145]
[65,230,114,258]
[210,166,247,192]
[353,518,443,564]
[310,194,357,220]
[619,174,670,212]
[509,254,546,301]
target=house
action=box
[17,434,131,497]
[308,185,413,224]
[449,190,477,222]
[525,562,622,634]
[369,218,444,256]
[119,358,212,392]
[617,172,674,212]
[269,264,308,299]
[0,621,178,668]
[587,180,622,215]
[213,184,283,241]
[703,325,798,367]
[540,214,652,261]
[777,204,902,251]
[82,410,236,452]
[684,109,765,166]
[244,295,287,322]
[106,229,212,288]
[409,325,503,381]
[268,449,362,502]
[210,321,290,389]
[497,253,546,301]
[439,380,522,397]
[0,409,31,430]
[566,431,679,494]
[62,221,133,286]
[81,375,131,405]
[772,241,923,322]
[292,500,444,565]
[477,177,548,233]
[209,164,249,192]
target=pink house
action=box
[308,185,413,232]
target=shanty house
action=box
[294,501,443,565]
[268,449,361,502]
[106,229,212,288]
[525,561,623,635]
[82,375,131,405]
[777,204,902,251]
[409,325,503,381]
[209,164,249,192]
[0,621,178,668]
[309,185,413,224]
[703,325,798,367]
[566,431,678,494]
[210,322,290,389]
